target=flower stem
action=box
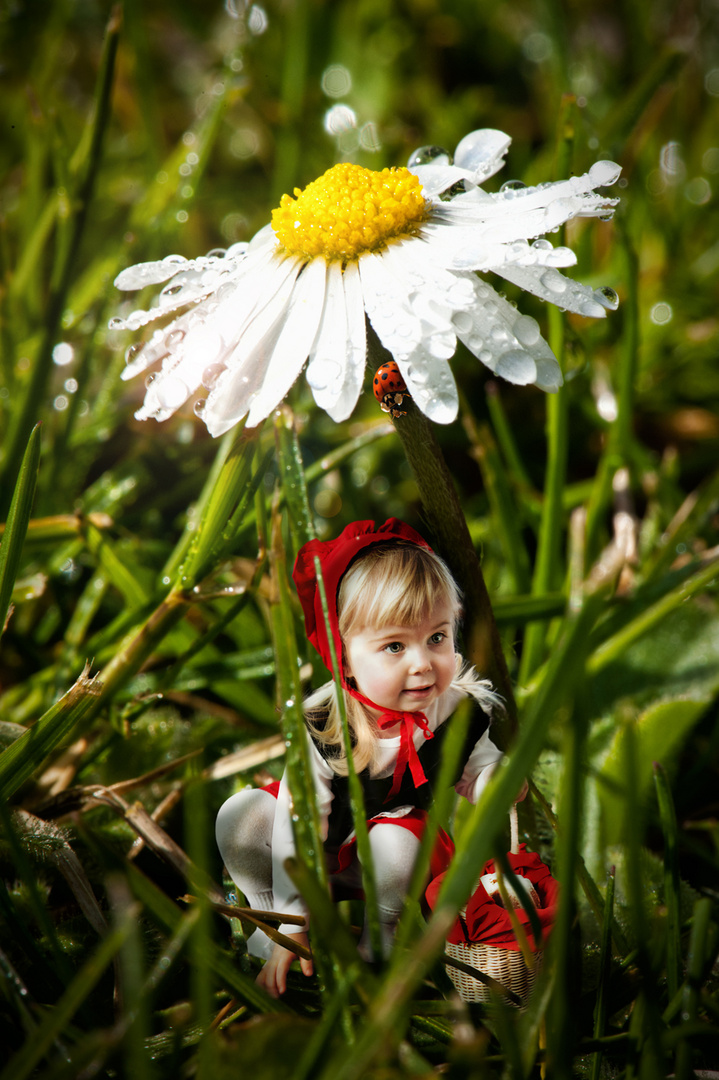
[367,332,517,736]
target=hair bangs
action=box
[338,543,461,639]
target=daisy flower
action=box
[111,128,620,433]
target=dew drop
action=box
[126,310,147,330]
[451,311,473,333]
[194,398,207,417]
[439,180,466,201]
[407,144,453,168]
[588,160,622,187]
[163,254,187,265]
[125,343,143,365]
[202,362,226,389]
[496,349,537,385]
[406,365,428,387]
[206,247,226,259]
[540,269,567,294]
[532,238,553,251]
[108,317,126,331]
[594,286,619,311]
[156,375,189,410]
[578,298,605,317]
[307,358,341,392]
[165,329,186,347]
[513,315,541,346]
[161,283,184,300]
[145,372,157,388]
[500,179,527,194]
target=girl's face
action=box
[344,600,456,717]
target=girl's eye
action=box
[384,641,404,654]
[430,632,446,645]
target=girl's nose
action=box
[409,647,431,673]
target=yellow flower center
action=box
[271,163,428,262]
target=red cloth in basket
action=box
[425,844,559,951]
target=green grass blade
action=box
[313,553,382,962]
[590,867,616,1080]
[268,511,327,890]
[0,10,120,515]
[0,422,41,637]
[653,764,682,1005]
[124,861,288,1015]
[0,665,101,801]
[587,556,719,676]
[178,422,261,586]
[0,900,138,1080]
[674,898,714,1080]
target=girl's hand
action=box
[255,932,313,998]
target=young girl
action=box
[216,518,507,998]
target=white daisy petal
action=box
[455,277,562,390]
[246,257,327,426]
[409,163,475,197]
[113,135,618,432]
[396,348,459,424]
[203,257,304,435]
[114,255,194,291]
[453,128,513,183]
[360,252,424,359]
[309,261,367,421]
[496,263,609,318]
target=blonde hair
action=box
[304,543,498,775]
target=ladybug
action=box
[372,361,409,418]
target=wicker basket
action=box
[445,935,543,1005]
[444,806,546,1007]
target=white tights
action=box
[215,787,421,960]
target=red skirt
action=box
[263,781,454,887]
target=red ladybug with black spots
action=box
[372,361,409,418]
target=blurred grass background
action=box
[1,0,719,1076]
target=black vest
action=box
[309,700,491,854]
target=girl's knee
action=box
[215,788,274,861]
[368,823,420,908]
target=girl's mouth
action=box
[404,685,433,697]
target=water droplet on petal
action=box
[156,375,189,410]
[163,254,187,265]
[405,364,428,387]
[307,357,341,392]
[125,343,143,365]
[496,349,537,385]
[500,179,527,194]
[513,315,541,347]
[454,128,512,172]
[540,269,567,294]
[165,329,185,347]
[594,286,619,311]
[108,317,126,330]
[194,398,207,417]
[126,310,146,330]
[202,362,226,389]
[407,144,453,167]
[206,247,226,259]
[588,160,622,187]
[161,283,184,301]
[145,372,157,388]
[451,311,473,333]
[532,238,553,251]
